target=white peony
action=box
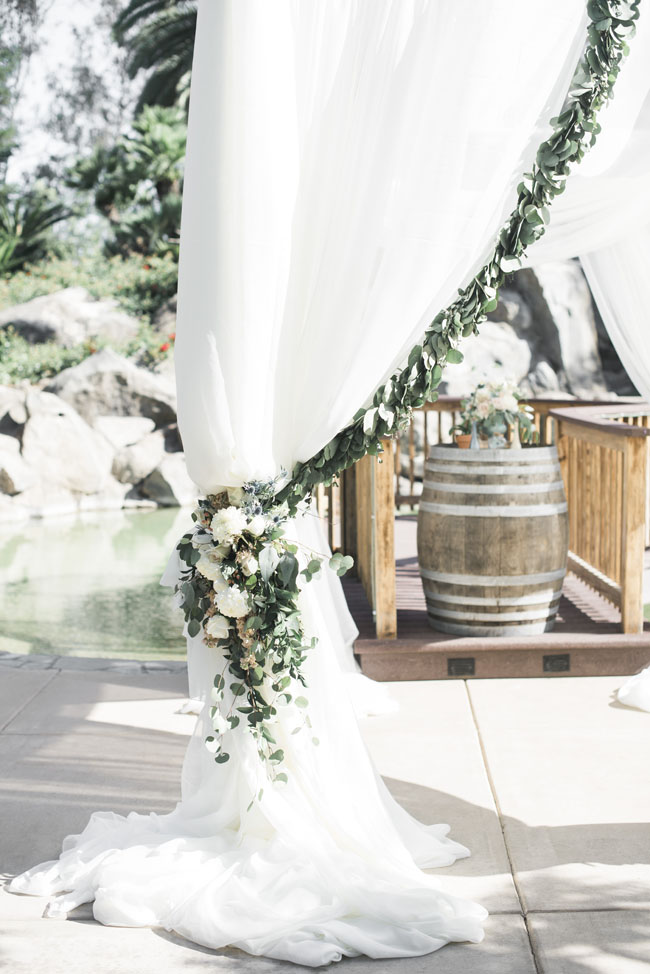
[247,514,267,536]
[211,506,248,544]
[216,585,251,618]
[476,400,492,419]
[502,393,519,413]
[227,486,245,506]
[205,614,230,639]
[474,387,491,403]
[196,556,229,590]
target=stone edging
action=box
[0,652,187,675]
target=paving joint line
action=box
[464,679,541,974]
[0,669,60,734]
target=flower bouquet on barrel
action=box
[453,380,535,448]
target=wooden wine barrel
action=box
[417,445,568,636]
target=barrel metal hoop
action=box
[420,567,567,586]
[419,501,568,518]
[421,589,562,607]
[428,617,557,636]
[425,462,560,476]
[427,445,558,463]
[427,604,560,623]
[423,479,566,495]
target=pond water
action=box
[0,507,191,659]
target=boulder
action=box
[439,320,532,396]
[0,433,34,494]
[509,263,607,397]
[45,348,177,427]
[0,385,28,438]
[21,389,114,494]
[112,429,166,484]
[93,415,155,450]
[0,287,140,347]
[141,454,196,507]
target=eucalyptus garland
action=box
[277,0,641,514]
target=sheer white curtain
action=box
[176,0,587,491]
[527,12,650,712]
[12,1,612,965]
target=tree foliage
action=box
[67,105,186,258]
[113,0,197,111]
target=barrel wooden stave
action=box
[416,445,568,636]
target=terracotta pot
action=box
[455,433,472,449]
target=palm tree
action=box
[113,0,197,111]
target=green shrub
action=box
[0,326,95,384]
[0,320,175,386]
[0,253,177,320]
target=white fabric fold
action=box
[10,518,486,965]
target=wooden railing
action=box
[395,395,641,509]
[551,403,650,634]
[323,396,649,639]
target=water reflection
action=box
[0,507,190,659]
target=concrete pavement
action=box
[1,657,648,973]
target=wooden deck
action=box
[344,516,650,680]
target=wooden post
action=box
[373,439,397,639]
[621,436,646,634]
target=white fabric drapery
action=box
[527,10,650,712]
[176,0,587,491]
[10,0,618,965]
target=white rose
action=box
[247,514,267,536]
[492,395,507,412]
[227,486,245,506]
[476,400,492,419]
[475,387,491,403]
[502,394,519,412]
[240,553,258,576]
[205,614,230,639]
[211,506,248,544]
[216,586,251,618]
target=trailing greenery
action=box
[0,253,178,320]
[67,106,186,259]
[114,0,197,112]
[277,0,642,514]
[175,486,352,781]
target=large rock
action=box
[141,454,197,507]
[46,348,177,427]
[508,263,608,397]
[93,415,155,450]
[0,433,34,494]
[0,287,140,346]
[439,320,532,396]
[21,389,114,494]
[112,428,166,484]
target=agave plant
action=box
[0,188,71,274]
[113,0,197,111]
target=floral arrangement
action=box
[175,481,352,782]
[456,380,534,445]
